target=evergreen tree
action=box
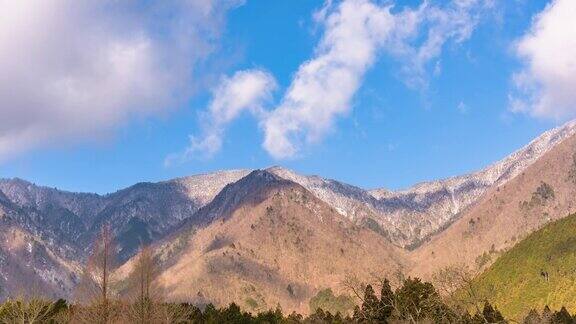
[377,279,394,322]
[482,301,505,323]
[256,306,284,323]
[523,309,542,324]
[543,306,554,323]
[361,284,379,320]
[551,307,573,324]
[394,277,446,322]
[221,303,251,323]
[203,303,220,323]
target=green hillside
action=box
[471,213,576,320]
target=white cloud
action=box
[0,0,241,160]
[165,69,276,164]
[262,0,396,159]
[261,0,490,159]
[171,0,492,160]
[387,0,493,88]
[509,0,576,120]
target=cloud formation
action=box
[510,0,576,120]
[0,0,241,160]
[262,0,396,159]
[261,0,492,159]
[173,0,494,161]
[388,0,494,89]
[165,69,276,164]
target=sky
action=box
[0,0,575,194]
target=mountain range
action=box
[2,120,576,314]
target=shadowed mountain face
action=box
[0,170,249,260]
[1,121,576,310]
[0,170,248,299]
[0,196,81,299]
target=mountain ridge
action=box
[1,120,576,308]
[409,124,576,281]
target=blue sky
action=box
[0,0,574,194]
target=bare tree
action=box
[341,275,365,303]
[0,296,60,323]
[123,245,161,323]
[73,224,119,323]
[148,302,192,324]
[432,264,486,315]
[121,245,191,323]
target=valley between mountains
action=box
[2,120,576,315]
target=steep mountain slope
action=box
[0,200,80,299]
[410,131,576,279]
[96,169,250,260]
[469,213,576,320]
[0,170,249,257]
[155,170,408,314]
[267,120,576,248]
[0,170,248,298]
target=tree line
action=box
[1,225,576,323]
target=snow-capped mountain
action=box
[369,119,576,246]
[1,120,576,299]
[268,120,576,247]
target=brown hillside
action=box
[155,171,408,314]
[410,133,576,279]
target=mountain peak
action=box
[223,169,293,195]
[265,165,286,172]
[183,169,296,226]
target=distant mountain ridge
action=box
[2,121,574,251]
[1,120,576,307]
[409,119,576,283]
[0,170,250,298]
[266,120,576,247]
[368,120,576,246]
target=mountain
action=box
[409,123,576,279]
[153,170,407,314]
[267,120,576,248]
[370,120,576,246]
[0,170,248,255]
[467,213,576,320]
[0,197,81,299]
[123,117,576,312]
[1,120,576,311]
[0,170,248,299]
